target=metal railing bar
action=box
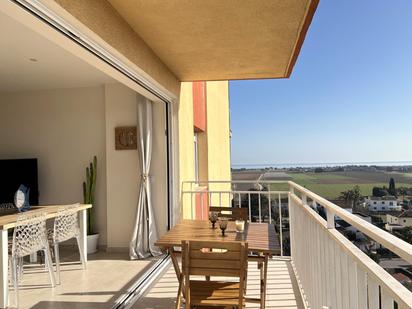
[279,193,283,257]
[182,190,288,195]
[268,192,272,223]
[182,180,288,184]
[248,193,251,220]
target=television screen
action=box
[0,159,39,205]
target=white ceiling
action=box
[0,11,115,93]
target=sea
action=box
[232,161,412,169]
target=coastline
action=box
[232,161,412,170]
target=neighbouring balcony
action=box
[136,180,412,309]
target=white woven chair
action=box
[51,204,86,284]
[11,211,55,307]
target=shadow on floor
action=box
[30,301,110,309]
[133,259,306,309]
[13,249,165,309]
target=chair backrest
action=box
[209,206,248,221]
[182,240,248,307]
[12,211,47,258]
[182,240,248,278]
[0,203,15,209]
[53,204,80,243]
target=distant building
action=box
[365,196,401,212]
[385,210,412,232]
[336,210,372,241]
[392,272,411,284]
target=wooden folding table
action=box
[155,219,280,308]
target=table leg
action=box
[260,254,269,309]
[0,230,8,308]
[79,209,88,264]
[170,249,185,298]
[29,253,37,263]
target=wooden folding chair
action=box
[176,240,248,309]
[209,206,248,221]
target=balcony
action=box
[5,181,412,308]
[135,180,412,309]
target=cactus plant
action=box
[83,156,97,235]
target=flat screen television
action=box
[0,159,39,205]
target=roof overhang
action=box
[108,0,319,81]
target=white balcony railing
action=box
[181,180,412,309]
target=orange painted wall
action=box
[195,189,209,220]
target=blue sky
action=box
[230,1,412,166]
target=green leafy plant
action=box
[83,156,97,235]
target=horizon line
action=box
[232,160,412,167]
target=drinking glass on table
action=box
[235,220,245,233]
[219,217,228,236]
[209,211,219,229]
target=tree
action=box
[394,227,412,244]
[389,178,396,196]
[372,186,387,197]
[339,185,362,209]
[397,187,408,197]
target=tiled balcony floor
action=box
[133,259,305,309]
[10,248,159,309]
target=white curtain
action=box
[130,97,162,259]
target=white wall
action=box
[105,83,140,249]
[367,199,400,211]
[105,83,168,250]
[0,84,169,250]
[0,86,108,245]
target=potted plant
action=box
[83,155,99,254]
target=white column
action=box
[0,230,8,308]
[327,210,335,229]
[79,209,88,263]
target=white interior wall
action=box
[105,83,168,250]
[0,86,108,245]
[105,83,140,249]
[0,83,169,250]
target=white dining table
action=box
[0,204,91,308]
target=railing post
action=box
[191,192,193,219]
[200,191,204,220]
[287,184,293,259]
[312,200,317,210]
[248,193,251,221]
[268,191,272,223]
[302,194,307,205]
[289,183,295,195]
[327,210,335,229]
[258,192,262,223]
[278,193,283,257]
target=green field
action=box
[263,171,412,199]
